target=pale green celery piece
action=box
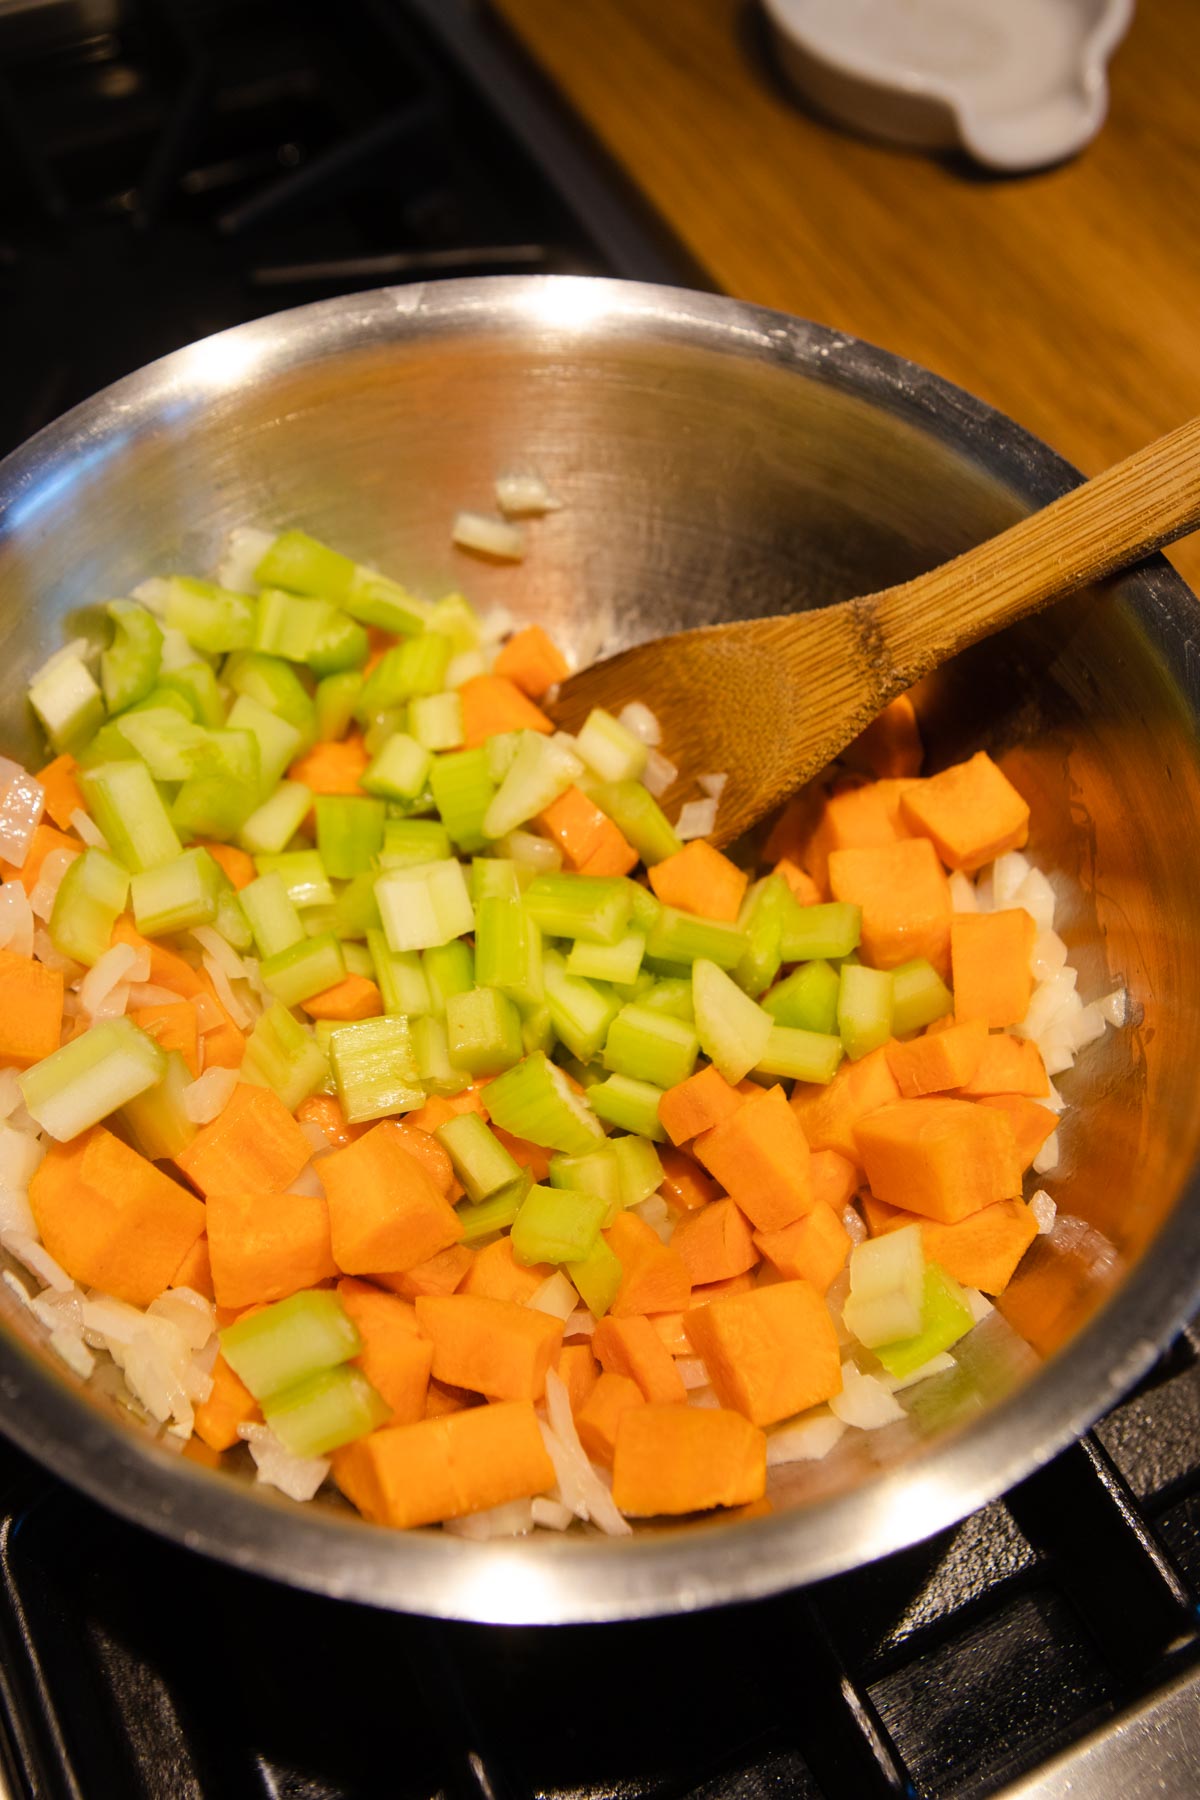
[119,1049,197,1160]
[126,684,193,719]
[543,950,621,1063]
[79,761,182,873]
[213,876,253,956]
[588,780,682,866]
[115,707,216,782]
[19,1016,166,1141]
[610,1134,665,1209]
[456,1171,533,1245]
[549,1146,622,1222]
[471,858,521,903]
[408,691,464,752]
[254,849,335,909]
[376,859,474,953]
[224,652,316,752]
[129,846,223,937]
[426,592,481,652]
[253,530,356,603]
[74,720,140,770]
[474,894,543,1008]
[261,932,346,1007]
[265,1364,389,1459]
[566,931,645,986]
[734,873,792,997]
[160,662,224,728]
[574,707,649,784]
[637,976,694,1022]
[303,906,339,939]
[484,1050,604,1154]
[511,1183,607,1266]
[345,568,434,636]
[368,932,431,1016]
[101,600,162,714]
[522,873,633,946]
[362,733,432,802]
[241,1001,329,1111]
[48,847,128,966]
[307,611,369,679]
[611,968,657,1005]
[482,730,582,839]
[484,731,520,785]
[519,1000,556,1057]
[624,880,663,934]
[445,986,524,1076]
[555,1051,604,1090]
[763,959,840,1034]
[366,710,411,762]
[874,1263,975,1379]
[603,1003,699,1088]
[341,943,374,978]
[587,1073,667,1142]
[30,654,106,753]
[891,958,954,1035]
[220,1287,362,1401]
[693,957,772,1083]
[843,1224,925,1348]
[781,900,863,964]
[411,1013,470,1095]
[254,588,336,662]
[429,747,495,854]
[645,906,747,970]
[435,1112,521,1203]
[315,670,364,742]
[755,1024,844,1084]
[838,962,894,1061]
[238,781,314,857]
[315,796,385,879]
[328,1015,424,1122]
[422,940,475,1016]
[358,633,453,719]
[226,693,303,796]
[164,576,257,655]
[240,871,305,959]
[380,818,453,867]
[332,872,382,940]
[170,727,262,841]
[566,1235,623,1318]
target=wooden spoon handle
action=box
[874,413,1200,680]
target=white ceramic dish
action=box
[763,0,1135,172]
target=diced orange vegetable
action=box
[802,779,912,891]
[690,1271,757,1306]
[828,837,953,978]
[657,1063,745,1147]
[199,841,256,891]
[648,841,748,923]
[170,1232,214,1300]
[854,1097,1023,1223]
[489,1125,551,1182]
[555,1342,600,1415]
[790,1044,901,1165]
[0,822,80,895]
[605,1210,691,1316]
[36,754,85,831]
[808,1148,859,1211]
[460,1235,553,1304]
[593,1314,688,1404]
[112,916,202,995]
[576,1371,645,1465]
[332,1399,554,1528]
[900,750,1030,872]
[459,674,553,748]
[301,974,384,1021]
[763,787,824,868]
[861,1192,1039,1296]
[414,1294,563,1401]
[176,1082,311,1198]
[206,1188,337,1309]
[424,1380,477,1418]
[975,1094,1058,1169]
[669,1199,758,1286]
[294,1094,368,1149]
[405,1087,489,1134]
[193,1354,259,1452]
[131,999,200,1078]
[320,1121,464,1274]
[378,1243,475,1299]
[955,1033,1049,1099]
[383,1122,459,1198]
[191,977,246,1070]
[773,856,823,904]
[693,1085,813,1231]
[30,1127,206,1308]
[537,786,638,877]
[648,1311,691,1356]
[492,623,571,698]
[0,948,63,1067]
[683,1280,842,1426]
[657,1144,722,1213]
[287,733,368,795]
[885,1019,988,1097]
[612,1405,766,1515]
[951,911,1036,1029]
[844,693,924,780]
[753,1201,851,1294]
[337,1277,433,1423]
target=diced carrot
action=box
[844,693,924,780]
[460,1235,553,1304]
[170,1232,214,1300]
[612,1405,766,1515]
[36,754,85,831]
[683,1280,842,1425]
[382,1122,459,1198]
[648,841,748,923]
[657,1144,722,1213]
[320,1121,463,1274]
[0,948,62,1067]
[1,822,80,895]
[790,1044,901,1165]
[648,1311,691,1357]
[336,1276,433,1423]
[424,1379,479,1418]
[459,674,553,749]
[131,999,201,1078]
[861,1192,1039,1296]
[193,1354,260,1452]
[555,1342,600,1415]
[605,1211,691,1316]
[951,911,1036,1029]
[828,837,953,979]
[900,751,1030,872]
[537,786,638,877]
[873,777,922,836]
[176,1082,311,1198]
[377,1243,475,1299]
[112,916,205,996]
[753,1202,851,1294]
[690,1271,757,1306]
[669,1199,758,1286]
[593,1315,688,1405]
[773,857,823,904]
[808,1148,859,1211]
[332,1399,554,1528]
[206,1188,338,1309]
[492,623,571,699]
[657,1063,745,1147]
[802,779,912,891]
[182,1434,225,1470]
[198,841,256,891]
[885,1018,988,1097]
[301,974,383,1021]
[955,1033,1049,1099]
[763,787,825,868]
[693,1084,813,1231]
[192,978,246,1070]
[576,1371,645,1465]
[30,1127,206,1308]
[404,1087,489,1134]
[489,1125,551,1181]
[414,1294,563,1401]
[975,1094,1058,1169]
[854,1097,1023,1223]
[295,1094,368,1149]
[287,733,368,796]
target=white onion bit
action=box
[616,701,662,747]
[238,1422,329,1502]
[830,1362,906,1429]
[675,798,717,841]
[767,1409,846,1464]
[0,764,45,869]
[0,882,34,956]
[494,473,561,517]
[452,511,525,561]
[69,808,110,850]
[1029,1189,1057,1234]
[697,772,728,801]
[28,847,80,921]
[642,748,677,798]
[183,1066,239,1124]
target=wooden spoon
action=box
[548,417,1200,848]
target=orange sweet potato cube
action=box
[414,1294,563,1401]
[683,1280,842,1426]
[576,1370,645,1465]
[193,1354,259,1452]
[657,1145,722,1213]
[828,838,952,979]
[753,1201,852,1294]
[853,1097,1023,1224]
[379,1243,474,1299]
[555,1342,600,1415]
[669,1198,759,1286]
[206,1188,338,1309]
[648,841,749,923]
[593,1314,687,1404]
[844,693,924,780]
[657,1064,745,1146]
[885,1019,988,1097]
[605,1210,692,1316]
[900,750,1029,872]
[0,948,63,1068]
[320,1121,463,1274]
[461,1235,553,1303]
[952,910,1036,1029]
[955,1033,1049,1098]
[692,1084,813,1231]
[332,1399,554,1527]
[612,1405,766,1515]
[337,1277,432,1423]
[790,1046,900,1165]
[974,1094,1058,1169]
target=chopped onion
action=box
[1098,987,1128,1028]
[1,1231,73,1292]
[285,1162,326,1200]
[560,1309,596,1338]
[1029,1189,1057,1234]
[1042,1080,1067,1115]
[444,1498,534,1539]
[216,526,275,593]
[675,798,717,841]
[183,1066,239,1124]
[964,1287,994,1324]
[527,1271,578,1321]
[991,851,1032,908]
[0,762,44,870]
[1069,1002,1109,1052]
[191,925,246,982]
[688,1385,721,1409]
[1038,1038,1076,1078]
[974,870,995,912]
[677,1357,710,1390]
[531,1496,574,1531]
[494,473,561,517]
[147,1287,215,1352]
[0,1070,22,1120]
[2,1269,34,1310]
[452,511,525,561]
[69,808,109,850]
[81,1291,146,1347]
[238,1421,330,1502]
[0,1123,44,1190]
[1012,867,1055,933]
[767,1407,846,1464]
[696,772,727,801]
[1031,1131,1059,1175]
[1031,929,1068,981]
[79,943,139,1017]
[542,1369,631,1535]
[616,701,661,748]
[0,882,34,956]
[479,605,515,644]
[948,871,979,914]
[829,1361,906,1429]
[840,1203,868,1247]
[445,649,487,689]
[631,1195,673,1243]
[49,1328,95,1380]
[642,748,677,798]
[298,1117,333,1156]
[28,847,79,922]
[0,1188,38,1237]
[130,578,173,616]
[200,951,253,1029]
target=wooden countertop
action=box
[491,0,1200,586]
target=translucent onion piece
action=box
[766,1408,846,1464]
[616,702,662,747]
[200,952,253,1029]
[1029,1189,1057,1234]
[0,764,44,869]
[642,748,677,798]
[49,1328,95,1380]
[542,1369,631,1536]
[184,1066,239,1124]
[286,1162,326,1200]
[675,798,717,841]
[948,871,979,914]
[829,1362,906,1429]
[452,511,525,561]
[79,943,139,1017]
[444,1498,534,1539]
[1031,1131,1060,1175]
[217,526,275,594]
[1,1230,73,1292]
[0,882,34,956]
[0,1069,22,1119]
[238,1422,330,1502]
[527,1271,578,1321]
[531,1495,574,1531]
[696,772,727,800]
[147,1286,215,1352]
[1098,988,1129,1027]
[991,851,1032,908]
[494,473,561,517]
[29,847,80,921]
[69,808,109,850]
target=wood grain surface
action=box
[491,0,1200,588]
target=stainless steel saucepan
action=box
[0,277,1197,1624]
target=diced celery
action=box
[241,1001,329,1111]
[511,1184,607,1266]
[126,684,193,718]
[445,986,524,1076]
[48,846,128,966]
[329,1015,423,1121]
[226,693,303,798]
[315,796,385,879]
[408,691,464,752]
[422,940,475,1016]
[576,708,649,782]
[75,719,139,770]
[130,846,222,936]
[603,1003,698,1089]
[261,931,346,1006]
[645,906,747,970]
[238,781,314,857]
[566,1235,623,1318]
[891,958,954,1036]
[362,733,432,802]
[471,859,521,903]
[734,873,792,998]
[171,729,261,840]
[225,652,316,755]
[638,976,694,1021]
[342,942,375,978]
[240,872,304,958]
[485,1051,604,1154]
[874,1263,975,1378]
[543,951,622,1062]
[763,959,840,1034]
[474,894,543,1006]
[254,530,356,602]
[693,958,772,1083]
[165,576,256,655]
[837,963,894,1061]
[411,1013,470,1095]
[101,600,162,714]
[214,870,252,954]
[307,610,369,678]
[29,653,106,753]
[485,732,521,785]
[254,588,335,663]
[427,592,480,651]
[380,818,453,868]
[119,1049,198,1161]
[159,661,224,728]
[429,747,496,854]
[755,1024,844,1084]
[220,1288,361,1401]
[611,1134,665,1208]
[376,859,474,953]
[80,761,182,873]
[116,707,216,782]
[588,780,682,865]
[549,1146,622,1221]
[523,873,633,946]
[780,901,863,963]
[315,670,364,742]
[482,730,582,839]
[587,1073,668,1141]
[435,1112,521,1202]
[842,1224,925,1348]
[255,850,335,909]
[566,932,645,986]
[519,1000,556,1057]
[365,933,428,1016]
[624,880,663,934]
[265,1363,389,1459]
[19,1016,166,1140]
[456,1171,533,1244]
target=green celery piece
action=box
[575,707,648,784]
[119,1049,197,1161]
[426,592,480,651]
[165,576,256,655]
[29,653,105,754]
[485,731,520,785]
[638,976,694,1021]
[435,1112,521,1203]
[130,846,222,936]
[265,1363,389,1458]
[242,1001,329,1111]
[523,873,633,946]
[48,847,129,966]
[588,780,682,865]
[80,761,181,873]
[645,906,747,970]
[519,1000,556,1057]
[566,932,645,986]
[485,1051,604,1155]
[734,873,791,998]
[261,931,346,1006]
[101,600,162,714]
[126,684,193,719]
[693,957,772,1083]
[238,780,314,858]
[543,950,621,1063]
[255,850,335,910]
[115,707,215,782]
[74,720,139,770]
[18,1016,165,1141]
[566,1235,623,1318]
[315,670,364,742]
[342,942,375,978]
[422,940,475,1016]
[838,963,894,1061]
[429,747,495,854]
[241,872,305,958]
[171,728,262,840]
[306,610,369,678]
[755,1024,844,1084]
[315,796,385,879]
[358,634,452,719]
[332,871,382,940]
[362,732,432,803]
[474,894,543,1006]
[220,1288,361,1401]
[367,932,431,1016]
[329,1015,424,1122]
[892,958,954,1035]
[624,880,663,934]
[212,880,253,961]
[511,1184,607,1266]
[380,818,452,868]
[159,661,224,728]
[603,1003,699,1089]
[612,969,657,1005]
[763,960,840,1033]
[363,707,407,758]
[376,859,474,953]
[549,1147,622,1224]
[587,1073,667,1141]
[781,901,862,964]
[482,731,582,839]
[471,858,521,903]
[445,986,524,1076]
[224,652,316,752]
[875,1263,975,1379]
[253,529,356,602]
[611,1134,665,1208]
[456,1171,533,1244]
[254,588,336,663]
[411,1013,470,1095]
[226,693,302,797]
[408,691,464,752]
